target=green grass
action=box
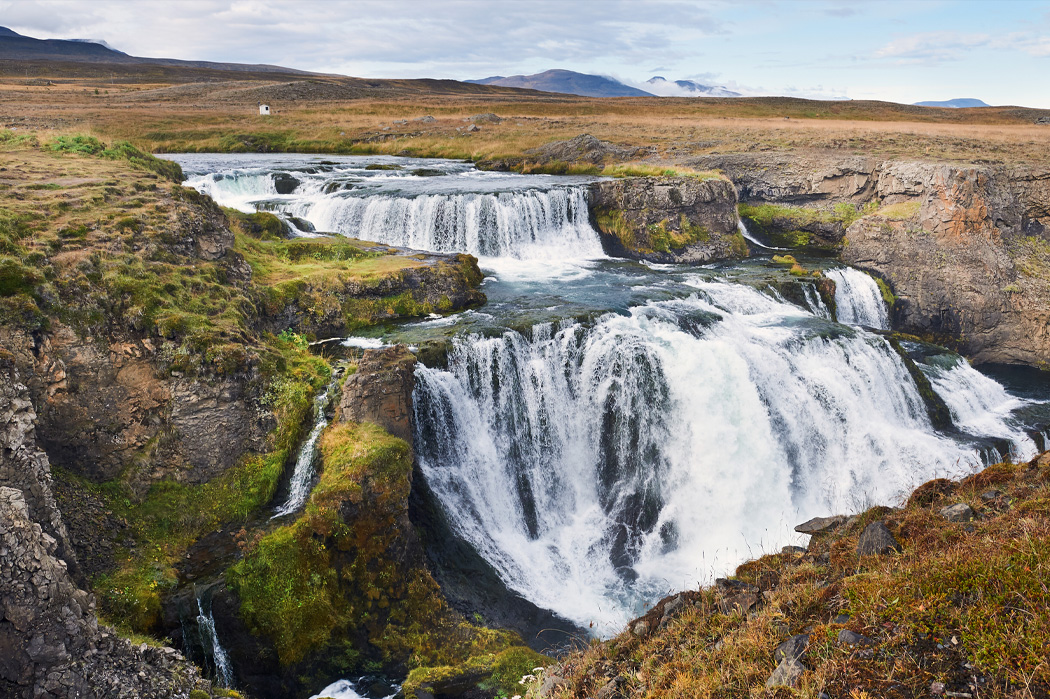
[601,163,724,180]
[876,201,922,220]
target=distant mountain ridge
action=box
[645,76,740,97]
[467,69,652,97]
[0,25,319,75]
[913,98,990,108]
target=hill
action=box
[468,69,653,97]
[913,98,991,108]
[0,25,319,75]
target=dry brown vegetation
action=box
[3,62,1050,167]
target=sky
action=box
[3,0,1050,107]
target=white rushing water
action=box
[414,280,985,634]
[196,597,234,688]
[181,159,605,263]
[825,267,890,329]
[291,188,603,261]
[737,218,786,251]
[272,381,337,518]
[922,356,1037,461]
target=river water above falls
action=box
[171,154,1050,639]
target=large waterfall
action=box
[826,267,890,329]
[414,279,987,633]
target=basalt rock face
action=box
[338,345,417,443]
[0,325,273,490]
[688,151,1050,366]
[589,176,747,263]
[844,162,1050,365]
[689,153,878,204]
[0,362,78,582]
[0,488,209,699]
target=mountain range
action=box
[913,98,990,108]
[0,25,317,75]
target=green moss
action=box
[593,208,635,249]
[225,209,287,239]
[484,646,553,696]
[228,421,521,673]
[92,335,329,632]
[875,276,897,306]
[771,254,798,265]
[886,336,952,430]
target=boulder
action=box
[526,133,647,166]
[774,634,810,663]
[857,521,902,556]
[272,172,299,194]
[794,514,848,535]
[939,503,977,522]
[838,629,874,646]
[765,657,805,688]
[468,113,502,124]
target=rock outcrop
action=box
[338,345,417,443]
[589,176,747,263]
[0,362,78,580]
[844,162,1050,365]
[0,487,209,698]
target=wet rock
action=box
[940,503,977,522]
[838,629,874,646]
[765,657,805,688]
[774,634,810,663]
[856,521,902,556]
[272,172,299,194]
[795,514,848,535]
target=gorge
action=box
[3,135,1050,699]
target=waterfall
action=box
[802,283,831,319]
[414,279,983,634]
[273,380,337,518]
[825,268,890,329]
[195,595,234,688]
[737,218,786,250]
[920,356,1036,461]
[291,188,602,260]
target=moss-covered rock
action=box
[226,421,528,696]
[589,176,746,264]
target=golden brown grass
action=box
[3,69,1049,167]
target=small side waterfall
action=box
[920,356,1037,461]
[195,594,234,688]
[825,268,890,329]
[273,380,337,518]
[737,218,786,250]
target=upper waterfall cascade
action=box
[179,154,604,261]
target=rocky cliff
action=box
[589,176,747,263]
[690,151,1050,365]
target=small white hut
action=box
[259,104,271,116]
